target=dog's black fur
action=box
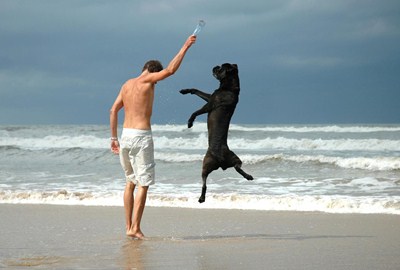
[180,63,253,203]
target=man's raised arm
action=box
[143,35,196,83]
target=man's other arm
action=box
[109,91,123,154]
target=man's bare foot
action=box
[126,225,131,235]
[127,230,145,240]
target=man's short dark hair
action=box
[142,60,163,73]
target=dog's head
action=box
[212,63,238,81]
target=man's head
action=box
[142,60,163,73]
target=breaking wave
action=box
[1,190,399,215]
[153,123,400,133]
[4,134,398,152]
[156,153,400,171]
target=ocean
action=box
[0,124,399,214]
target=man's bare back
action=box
[120,77,155,130]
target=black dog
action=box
[180,63,253,203]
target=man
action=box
[110,35,196,239]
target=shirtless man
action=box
[109,35,196,239]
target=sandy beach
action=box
[0,204,399,269]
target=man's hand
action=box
[185,35,197,49]
[111,140,120,154]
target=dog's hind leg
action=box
[227,151,254,181]
[198,171,208,203]
[234,164,254,180]
[199,153,219,203]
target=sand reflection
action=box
[121,239,146,270]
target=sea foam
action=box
[1,190,399,215]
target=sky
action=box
[1,0,399,125]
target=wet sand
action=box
[0,204,399,269]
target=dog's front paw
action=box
[188,116,195,128]
[180,89,192,95]
[246,174,254,181]
[188,120,194,128]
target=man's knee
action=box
[136,185,149,193]
[126,181,135,190]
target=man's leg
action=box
[124,181,135,234]
[127,185,149,239]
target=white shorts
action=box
[119,128,155,186]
